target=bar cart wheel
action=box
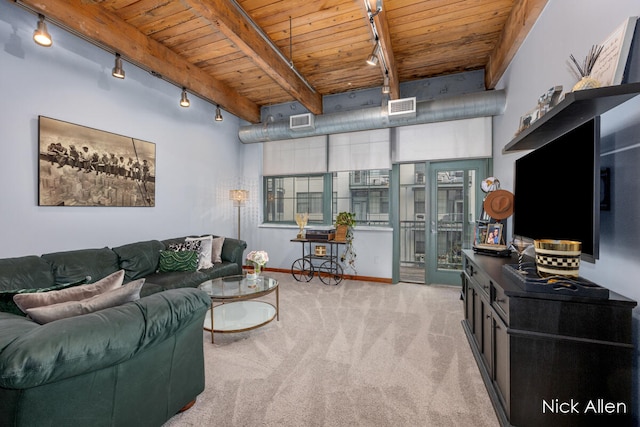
[318,260,343,285]
[291,258,314,282]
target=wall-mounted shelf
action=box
[503,82,640,153]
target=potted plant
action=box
[335,212,357,274]
[334,212,355,242]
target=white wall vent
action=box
[289,113,315,130]
[388,97,417,119]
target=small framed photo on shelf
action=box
[518,107,540,133]
[475,224,488,247]
[485,223,503,245]
[538,85,563,117]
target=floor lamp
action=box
[229,189,248,240]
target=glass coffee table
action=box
[198,275,279,343]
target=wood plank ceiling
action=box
[15,0,548,123]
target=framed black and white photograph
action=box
[38,116,155,206]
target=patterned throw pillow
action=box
[186,236,214,270]
[168,240,201,252]
[158,250,198,273]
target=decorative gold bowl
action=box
[534,239,582,277]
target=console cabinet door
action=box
[480,297,493,372]
[493,313,510,419]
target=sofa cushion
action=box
[42,247,120,285]
[158,250,198,273]
[186,236,214,270]
[168,240,201,252]
[26,279,145,324]
[13,270,125,314]
[0,256,54,292]
[211,236,225,263]
[112,240,164,281]
[0,280,85,316]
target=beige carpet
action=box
[163,272,499,427]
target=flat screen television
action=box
[513,117,600,262]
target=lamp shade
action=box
[229,189,248,206]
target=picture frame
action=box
[518,106,540,133]
[538,85,563,117]
[475,224,488,247]
[38,116,156,206]
[485,223,503,245]
[590,16,638,86]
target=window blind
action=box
[393,117,492,162]
[262,135,327,176]
[328,128,391,172]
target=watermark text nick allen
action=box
[542,398,627,415]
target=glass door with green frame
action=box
[427,160,488,285]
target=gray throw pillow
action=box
[13,270,125,314]
[26,279,144,324]
[211,236,225,264]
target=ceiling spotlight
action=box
[382,74,390,94]
[366,43,380,66]
[112,53,125,79]
[215,105,223,122]
[180,87,190,107]
[33,14,52,47]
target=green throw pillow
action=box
[0,278,88,316]
[158,250,198,273]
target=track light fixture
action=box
[112,53,125,79]
[366,43,380,66]
[215,105,223,122]
[180,87,190,107]
[33,14,52,47]
[382,73,390,94]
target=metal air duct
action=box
[238,90,506,144]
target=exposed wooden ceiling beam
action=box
[178,0,323,116]
[17,0,262,123]
[367,0,400,99]
[485,0,549,89]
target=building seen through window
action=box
[264,169,390,226]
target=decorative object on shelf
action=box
[246,250,269,275]
[570,45,604,91]
[534,239,581,277]
[480,176,500,193]
[589,16,638,87]
[295,212,308,239]
[483,189,514,220]
[315,245,326,256]
[335,212,357,273]
[517,106,541,135]
[537,85,563,117]
[510,236,533,274]
[230,189,249,240]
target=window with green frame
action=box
[264,169,390,226]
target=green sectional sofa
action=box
[0,234,247,427]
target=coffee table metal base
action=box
[204,301,277,340]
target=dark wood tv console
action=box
[461,250,637,426]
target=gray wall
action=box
[491,0,640,416]
[0,2,250,257]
